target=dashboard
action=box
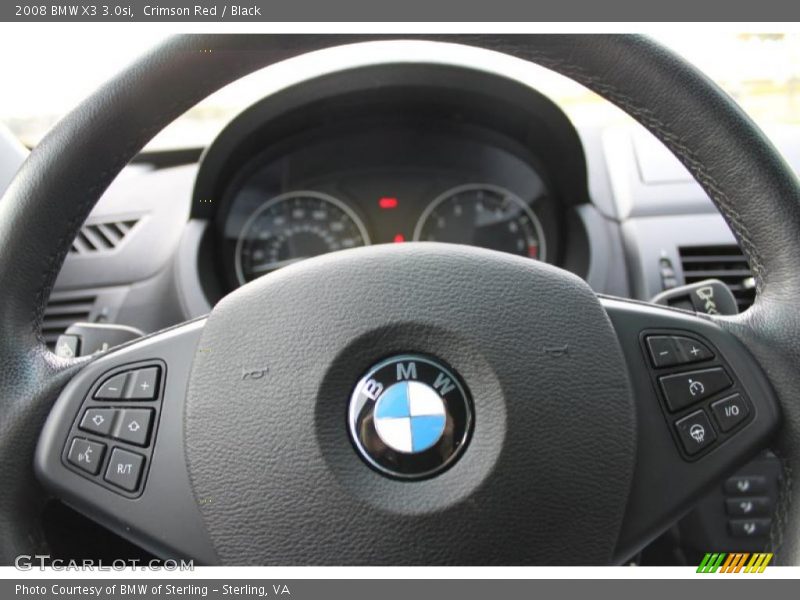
[220,123,558,289]
[194,63,592,300]
[35,56,799,332]
[37,54,798,333]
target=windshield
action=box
[1,32,798,150]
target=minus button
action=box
[93,372,129,400]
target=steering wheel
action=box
[1,35,798,565]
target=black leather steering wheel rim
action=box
[2,34,799,564]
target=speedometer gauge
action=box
[413,184,547,261]
[235,191,370,285]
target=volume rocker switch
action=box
[126,367,160,400]
[646,336,681,368]
[646,335,714,368]
[94,372,127,399]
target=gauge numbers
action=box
[235,191,370,285]
[413,184,546,261]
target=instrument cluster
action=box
[219,123,560,290]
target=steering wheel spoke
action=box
[601,297,780,560]
[34,319,216,563]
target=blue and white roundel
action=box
[373,381,447,453]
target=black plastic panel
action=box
[637,329,754,461]
[602,298,781,561]
[60,360,165,498]
[678,451,782,558]
[35,319,217,564]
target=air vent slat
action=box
[41,293,97,349]
[679,245,755,311]
[71,235,94,253]
[80,225,112,250]
[43,302,95,316]
[46,295,97,307]
[97,222,124,244]
[69,218,139,255]
[683,269,753,279]
[42,316,91,331]
[76,231,96,251]
[680,255,747,264]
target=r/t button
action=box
[104,448,145,492]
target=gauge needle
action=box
[250,256,310,273]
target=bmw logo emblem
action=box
[348,354,473,479]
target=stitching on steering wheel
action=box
[29,49,260,343]
[511,48,767,294]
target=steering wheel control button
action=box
[646,336,680,367]
[725,497,771,517]
[94,372,127,399]
[646,335,714,368]
[674,410,717,455]
[125,367,160,399]
[673,337,714,363]
[112,409,153,446]
[55,334,81,359]
[104,448,145,492]
[659,367,733,411]
[79,408,116,436]
[64,362,164,495]
[725,475,767,496]
[349,354,472,479]
[729,518,771,538]
[711,394,750,432]
[67,438,106,475]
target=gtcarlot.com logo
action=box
[697,552,773,573]
[14,555,193,571]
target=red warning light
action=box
[379,197,399,209]
[393,234,405,243]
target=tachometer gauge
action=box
[413,184,546,261]
[235,191,370,285]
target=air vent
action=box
[679,245,756,311]
[70,219,139,255]
[42,294,97,348]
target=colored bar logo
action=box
[697,552,773,573]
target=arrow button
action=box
[725,496,771,517]
[79,408,117,436]
[725,475,767,496]
[112,408,153,446]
